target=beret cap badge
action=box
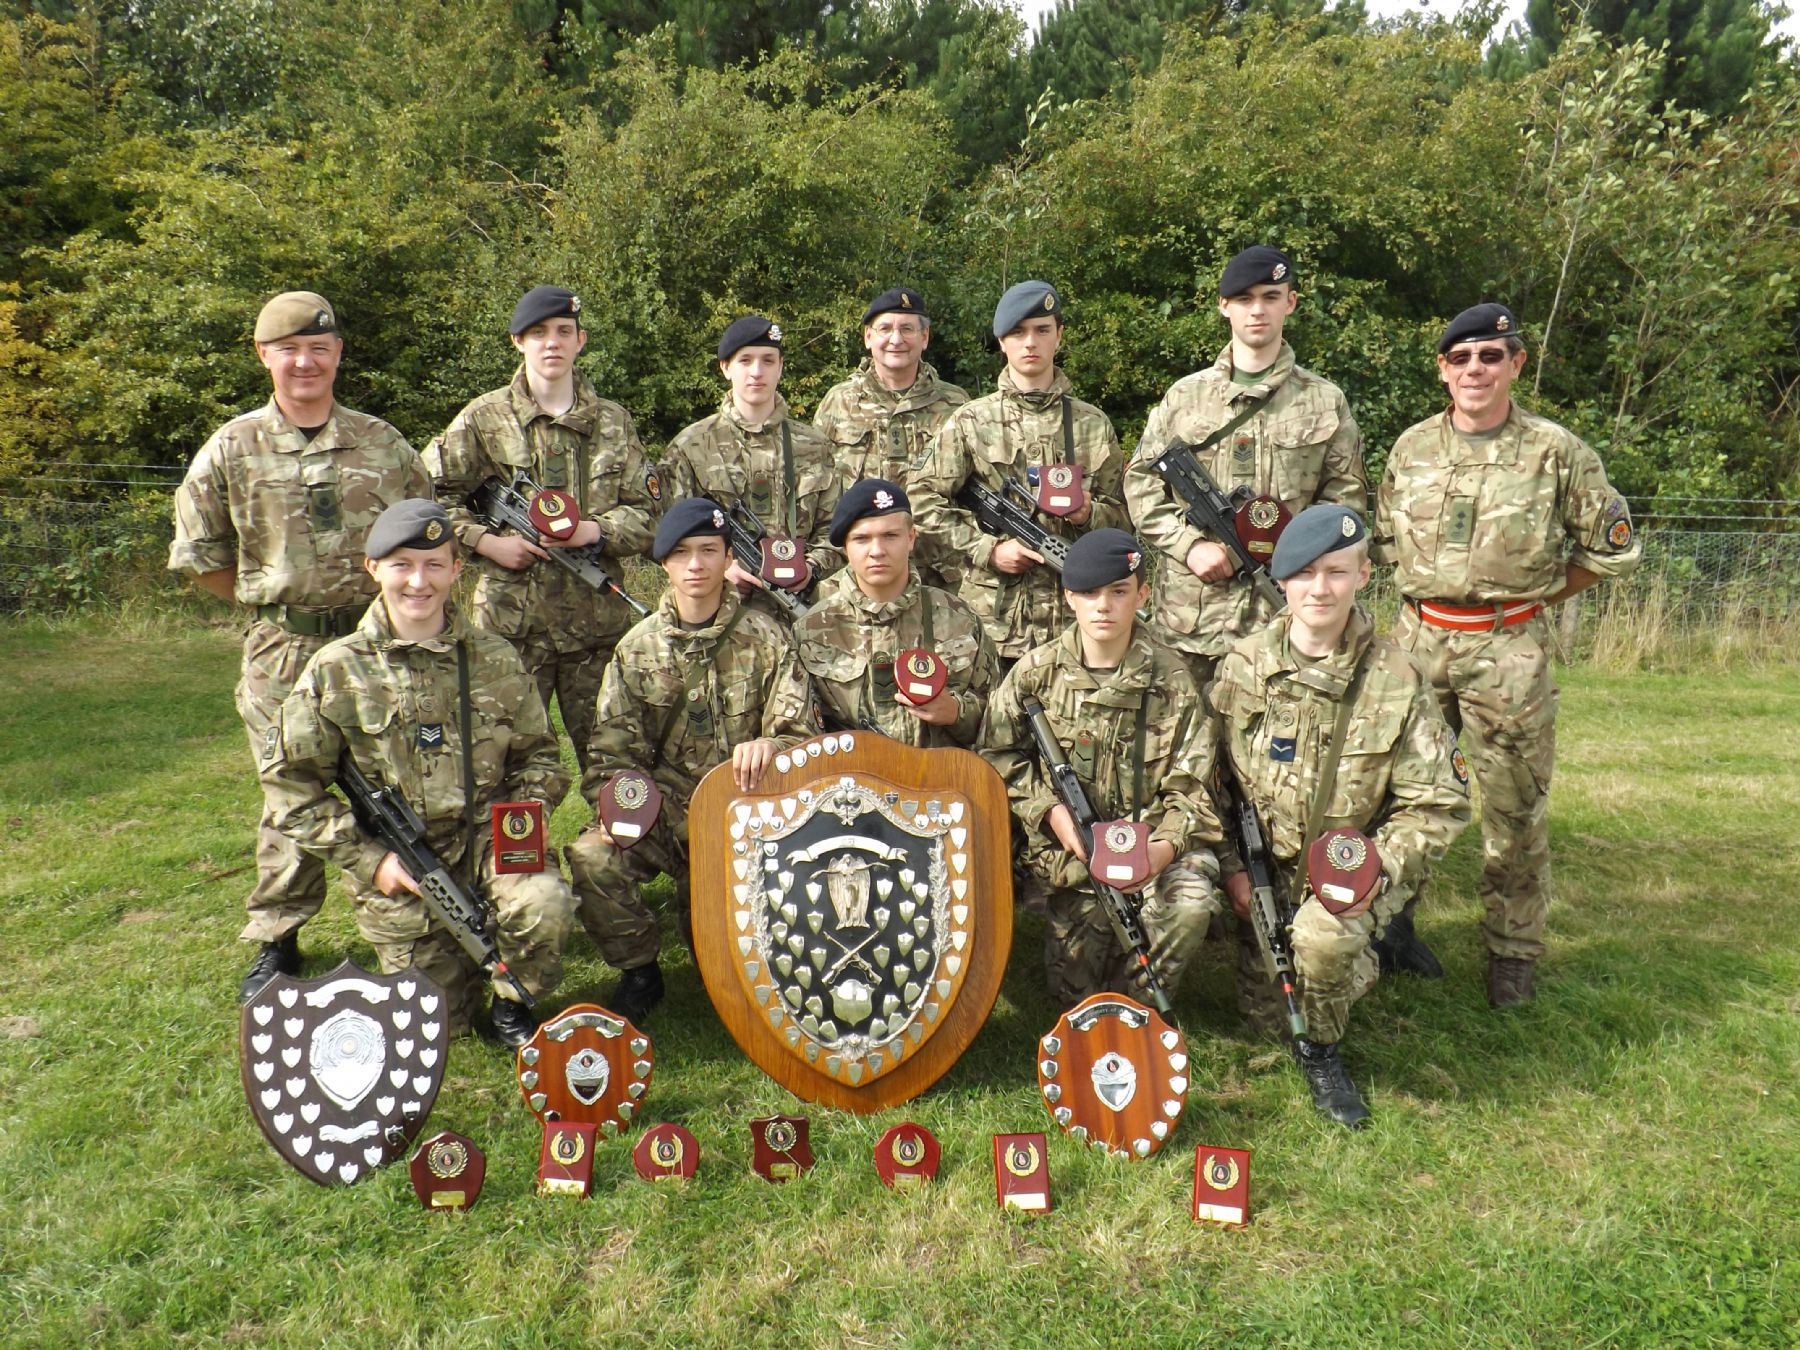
[424,520,444,542]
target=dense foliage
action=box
[3,0,1796,497]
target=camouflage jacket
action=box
[793,570,998,748]
[814,360,968,486]
[262,600,569,890]
[423,367,657,648]
[582,586,819,818]
[908,368,1130,658]
[983,624,1224,890]
[1373,403,1642,602]
[664,394,845,582]
[1209,607,1469,906]
[169,400,427,608]
[1125,342,1366,657]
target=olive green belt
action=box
[255,603,365,637]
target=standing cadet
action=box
[168,290,427,1002]
[565,498,819,1024]
[1211,506,1470,1126]
[909,281,1131,664]
[1125,246,1365,680]
[664,315,844,599]
[1375,304,1641,1008]
[423,285,657,773]
[794,478,999,747]
[261,501,576,1048]
[983,530,1225,1008]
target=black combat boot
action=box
[239,933,300,1003]
[1370,905,1444,979]
[1292,1037,1371,1129]
[1486,954,1536,1009]
[487,996,538,1049]
[610,961,665,1025]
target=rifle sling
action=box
[456,640,476,891]
[780,420,796,536]
[1292,651,1371,907]
[1188,390,1272,462]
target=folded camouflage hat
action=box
[1269,504,1365,580]
[255,291,337,343]
[367,499,453,558]
[652,497,729,561]
[828,478,911,546]
[992,280,1060,337]
[862,287,927,325]
[511,285,582,335]
[1219,246,1294,297]
[719,315,782,361]
[1437,303,1519,353]
[1062,528,1145,592]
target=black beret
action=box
[1438,303,1519,353]
[510,285,582,335]
[651,497,730,562]
[1062,528,1146,592]
[862,287,927,325]
[366,499,453,559]
[1269,505,1366,580]
[1219,246,1294,297]
[718,314,783,361]
[828,478,911,547]
[993,280,1061,337]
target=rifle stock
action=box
[1149,442,1287,610]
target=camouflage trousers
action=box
[237,621,331,943]
[1040,851,1223,1008]
[351,843,575,1037]
[1233,894,1384,1046]
[564,812,687,971]
[1398,606,1559,960]
[502,630,618,777]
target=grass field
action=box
[2,617,1797,1348]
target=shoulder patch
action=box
[643,464,664,502]
[1450,745,1470,789]
[1607,517,1633,550]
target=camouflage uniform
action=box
[793,569,998,747]
[664,395,845,586]
[168,400,428,942]
[1210,607,1472,1042]
[565,587,819,968]
[1125,342,1365,678]
[1374,403,1640,960]
[909,368,1130,660]
[260,600,575,1035]
[983,625,1226,1006]
[423,368,657,772]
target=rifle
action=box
[956,477,1071,572]
[1220,777,1307,1039]
[335,753,535,1009]
[1020,695,1173,1017]
[723,500,815,623]
[1148,442,1287,610]
[468,471,649,617]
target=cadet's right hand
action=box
[478,533,549,571]
[1185,540,1235,582]
[1223,870,1252,919]
[726,560,767,593]
[991,539,1046,574]
[1047,805,1088,863]
[374,852,420,897]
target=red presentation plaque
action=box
[596,770,662,849]
[1089,819,1152,892]
[1233,494,1291,562]
[491,801,546,874]
[751,1115,813,1182]
[1307,828,1383,918]
[760,536,809,590]
[1036,463,1085,517]
[992,1133,1051,1213]
[409,1130,485,1210]
[873,1122,940,1188]
[893,648,947,707]
[1192,1145,1252,1228]
[632,1122,700,1182]
[538,1121,597,1197]
[528,488,581,540]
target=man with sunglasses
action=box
[1374,304,1641,1009]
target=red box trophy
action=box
[1036,463,1085,517]
[1192,1146,1252,1228]
[409,1130,486,1210]
[750,1115,813,1182]
[538,1121,598,1198]
[491,801,546,874]
[992,1133,1051,1213]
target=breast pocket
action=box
[1268,410,1339,503]
[1329,704,1406,822]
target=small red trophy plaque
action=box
[873,1122,940,1189]
[632,1123,700,1182]
[538,1121,597,1197]
[491,801,546,874]
[992,1133,1051,1213]
[1192,1145,1252,1228]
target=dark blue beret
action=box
[1438,303,1519,353]
[828,478,911,547]
[366,499,453,559]
[651,497,729,562]
[862,287,927,325]
[511,285,582,336]
[719,315,783,361]
[1269,505,1366,580]
[993,280,1061,337]
[1062,528,1146,592]
[1219,246,1294,297]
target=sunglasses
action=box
[1444,347,1512,367]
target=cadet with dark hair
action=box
[169,290,429,1002]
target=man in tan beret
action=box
[169,290,428,1003]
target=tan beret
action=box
[254,291,338,343]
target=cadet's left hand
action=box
[540,519,603,550]
[1112,839,1177,893]
[897,689,959,727]
[1047,805,1088,862]
[1066,486,1093,527]
[726,560,766,594]
[732,738,781,791]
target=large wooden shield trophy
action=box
[692,731,1012,1113]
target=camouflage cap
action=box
[366,499,453,559]
[862,287,927,325]
[1062,528,1145,592]
[511,285,582,335]
[1269,504,1366,580]
[1219,245,1294,296]
[652,497,729,561]
[255,291,338,343]
[992,280,1060,337]
[828,478,910,546]
[719,315,782,361]
[1438,303,1520,353]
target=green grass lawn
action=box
[2,618,1797,1348]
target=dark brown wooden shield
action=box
[1233,494,1292,561]
[516,1003,653,1141]
[759,535,809,589]
[1307,827,1382,917]
[1037,993,1187,1160]
[1036,463,1085,517]
[1089,819,1152,892]
[692,733,1013,1113]
[596,770,662,849]
[239,959,449,1186]
[893,648,947,706]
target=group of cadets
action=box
[170,247,1642,1128]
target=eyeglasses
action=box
[870,323,923,340]
[1444,347,1511,367]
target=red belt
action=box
[1410,598,1544,632]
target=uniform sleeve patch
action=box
[1450,745,1470,788]
[1607,517,1633,550]
[644,465,664,502]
